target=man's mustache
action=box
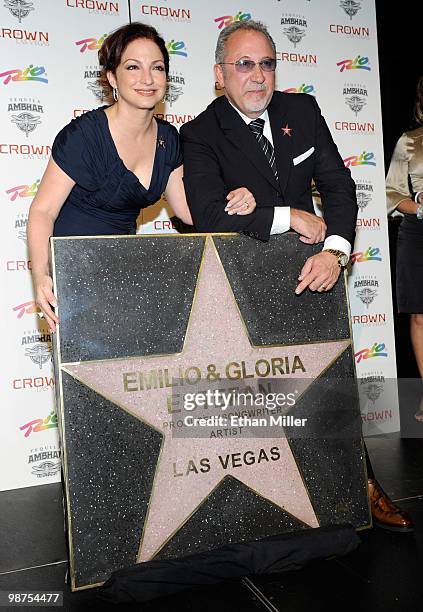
[247,84,267,91]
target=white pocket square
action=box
[293,147,315,166]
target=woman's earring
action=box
[113,87,119,102]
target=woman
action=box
[386,76,423,419]
[28,22,255,332]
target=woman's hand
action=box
[34,274,59,332]
[225,187,257,215]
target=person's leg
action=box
[410,314,423,421]
[410,314,423,377]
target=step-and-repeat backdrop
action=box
[0,0,397,491]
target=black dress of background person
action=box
[386,76,423,419]
[27,22,192,333]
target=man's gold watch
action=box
[323,248,349,268]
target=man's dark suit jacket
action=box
[180,91,357,243]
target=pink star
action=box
[281,123,292,136]
[63,238,350,563]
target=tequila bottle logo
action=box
[25,343,52,369]
[11,112,41,137]
[4,0,34,23]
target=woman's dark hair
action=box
[98,22,169,99]
[413,76,423,127]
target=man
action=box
[180,20,412,531]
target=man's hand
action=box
[295,251,341,295]
[290,208,326,244]
[225,187,257,215]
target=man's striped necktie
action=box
[248,118,279,181]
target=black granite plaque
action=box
[51,234,370,590]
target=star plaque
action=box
[51,234,369,589]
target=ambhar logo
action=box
[4,0,34,23]
[357,286,378,307]
[355,179,373,210]
[28,444,61,480]
[165,71,185,107]
[361,380,384,404]
[25,343,51,369]
[31,460,61,478]
[281,15,307,47]
[340,0,362,19]
[214,11,251,29]
[11,112,41,137]
[0,65,48,85]
[337,55,370,72]
[355,342,388,364]
[350,247,382,264]
[354,275,379,308]
[345,95,366,114]
[83,66,106,102]
[283,26,305,47]
[8,98,44,136]
[75,34,107,53]
[87,81,105,101]
[343,151,376,168]
[14,212,28,242]
[359,372,385,403]
[343,83,368,115]
[357,192,372,210]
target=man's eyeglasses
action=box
[218,58,277,73]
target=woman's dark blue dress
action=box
[52,107,182,237]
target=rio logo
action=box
[283,83,315,95]
[343,151,376,168]
[214,11,251,29]
[355,342,388,364]
[0,65,48,85]
[20,410,58,438]
[75,34,107,53]
[350,247,382,264]
[337,55,371,72]
[6,180,40,202]
[12,300,38,318]
[166,40,188,57]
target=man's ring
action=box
[244,202,249,209]
[37,311,45,319]
[320,285,327,291]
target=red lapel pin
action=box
[281,124,292,137]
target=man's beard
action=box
[244,90,273,114]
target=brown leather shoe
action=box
[368,478,414,532]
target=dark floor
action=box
[1,435,423,611]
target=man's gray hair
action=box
[215,20,276,64]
